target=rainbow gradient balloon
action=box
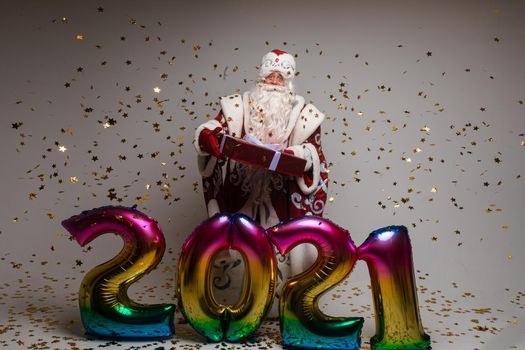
[177,213,277,341]
[62,206,175,339]
[267,216,364,349]
[358,226,430,350]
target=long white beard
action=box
[248,83,294,147]
[237,83,295,223]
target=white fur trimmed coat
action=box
[194,92,330,316]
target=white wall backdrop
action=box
[1,0,524,349]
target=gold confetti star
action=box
[58,145,67,152]
[153,87,161,93]
[69,176,78,183]
[75,34,84,41]
[103,122,111,128]
[431,187,437,193]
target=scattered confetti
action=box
[2,2,524,350]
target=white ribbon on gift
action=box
[219,133,283,171]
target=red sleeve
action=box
[201,111,229,213]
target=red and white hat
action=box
[258,49,296,82]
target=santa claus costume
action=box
[194,49,329,317]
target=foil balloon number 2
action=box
[61,206,175,338]
[63,206,430,349]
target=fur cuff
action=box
[194,119,222,156]
[195,119,222,177]
[286,144,313,171]
[295,143,321,195]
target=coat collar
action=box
[220,92,323,146]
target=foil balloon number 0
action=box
[63,206,430,350]
[177,214,277,342]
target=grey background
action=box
[1,0,524,349]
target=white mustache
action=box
[257,82,291,94]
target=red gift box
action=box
[219,135,306,177]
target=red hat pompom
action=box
[271,49,287,56]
